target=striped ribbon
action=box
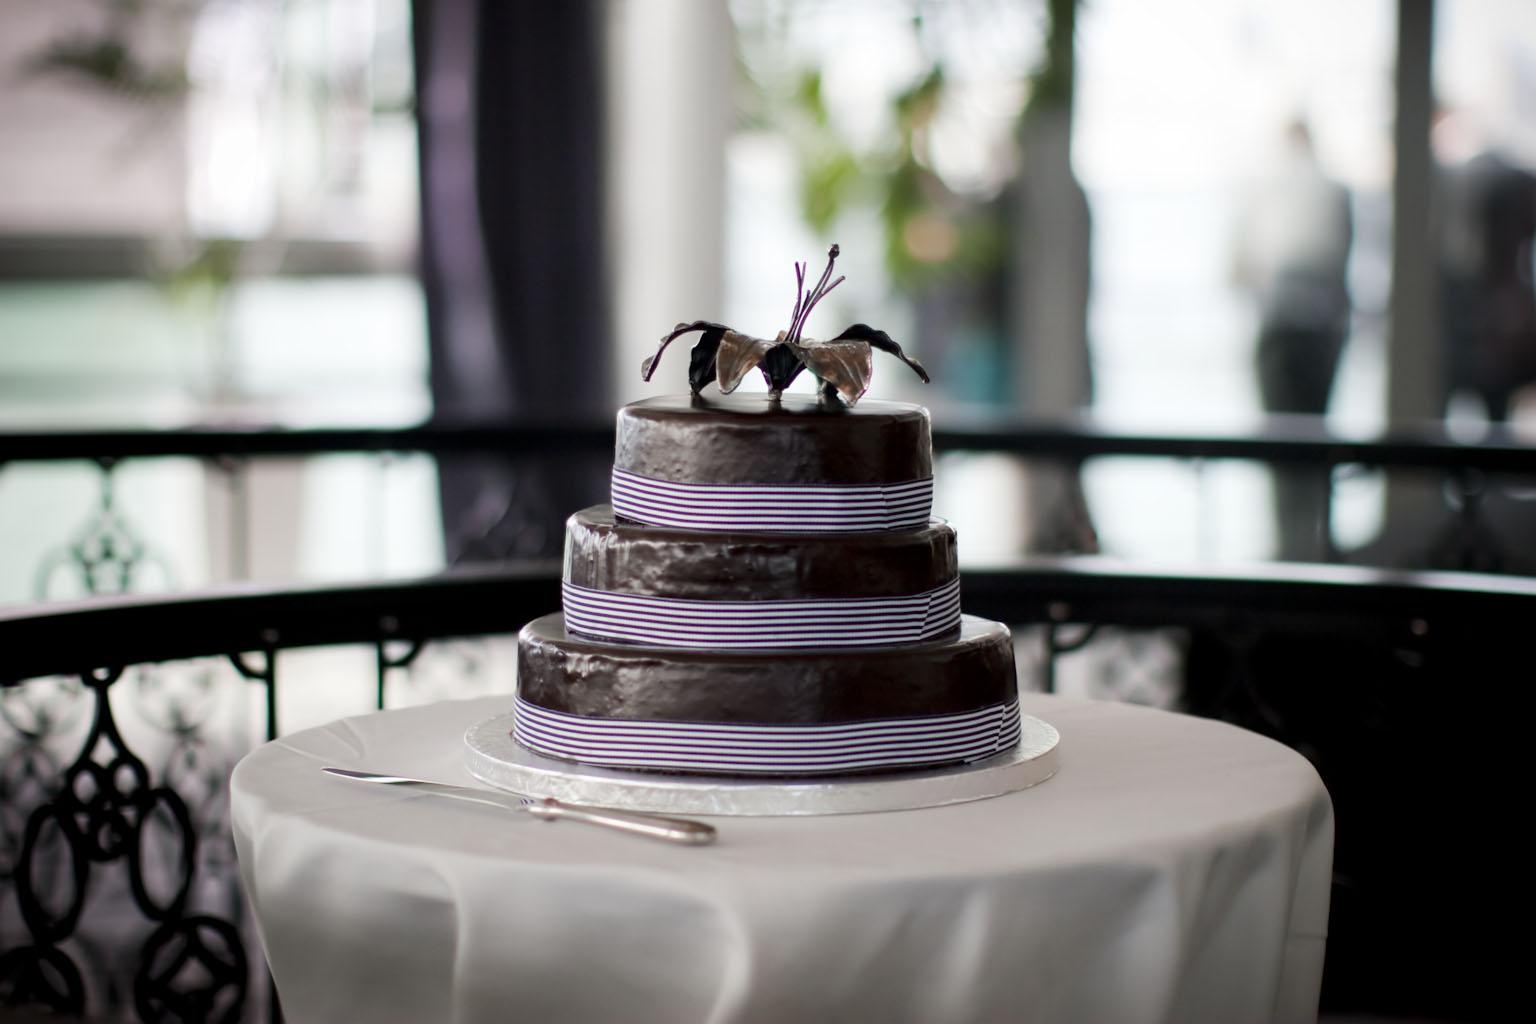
[514,697,1022,775]
[562,577,961,649]
[610,468,933,532]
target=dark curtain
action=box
[413,0,611,561]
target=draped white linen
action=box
[231,694,1332,1024]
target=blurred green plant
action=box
[27,34,190,101]
[735,0,1075,291]
[21,0,225,289]
[744,58,1003,290]
[159,237,244,312]
[21,0,194,101]
[1027,0,1077,112]
[19,0,247,401]
[733,0,1082,409]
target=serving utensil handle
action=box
[321,767,717,846]
[523,797,717,846]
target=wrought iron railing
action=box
[0,566,559,1022]
[1,418,1533,1020]
[4,414,1532,468]
[3,414,1534,602]
[1,559,1531,1019]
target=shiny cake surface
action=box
[564,504,956,600]
[516,612,1016,725]
[615,394,932,485]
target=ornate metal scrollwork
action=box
[376,636,426,709]
[1040,617,1099,694]
[33,462,179,600]
[0,944,85,1015]
[135,915,248,1023]
[0,667,248,1021]
[1038,620,1185,707]
[1,677,85,881]
[380,636,508,711]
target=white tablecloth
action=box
[231,694,1332,1024]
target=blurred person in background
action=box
[1231,118,1354,562]
[1434,109,1536,424]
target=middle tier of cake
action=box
[562,505,960,649]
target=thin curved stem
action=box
[790,245,842,341]
[793,274,844,342]
[787,261,807,334]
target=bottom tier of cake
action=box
[514,613,1020,776]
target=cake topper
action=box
[640,244,930,405]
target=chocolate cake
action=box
[512,246,1020,777]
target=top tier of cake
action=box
[612,394,933,532]
[616,394,931,484]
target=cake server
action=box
[320,767,717,846]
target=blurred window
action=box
[0,0,424,427]
[0,0,434,606]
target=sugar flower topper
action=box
[640,244,929,405]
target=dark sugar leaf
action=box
[792,339,872,405]
[758,343,807,393]
[830,323,930,383]
[642,320,729,392]
[715,331,777,393]
[687,327,728,393]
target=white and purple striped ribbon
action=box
[514,697,1022,775]
[610,468,933,533]
[562,577,961,649]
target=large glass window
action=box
[0,0,434,606]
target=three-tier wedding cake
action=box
[513,247,1021,777]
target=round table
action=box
[231,694,1332,1024]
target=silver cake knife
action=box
[320,767,717,846]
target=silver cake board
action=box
[463,712,1059,817]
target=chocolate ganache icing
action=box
[511,246,1018,777]
[615,394,931,486]
[559,503,962,650]
[564,505,956,601]
[519,614,1014,725]
[513,393,1021,777]
[514,612,1020,777]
